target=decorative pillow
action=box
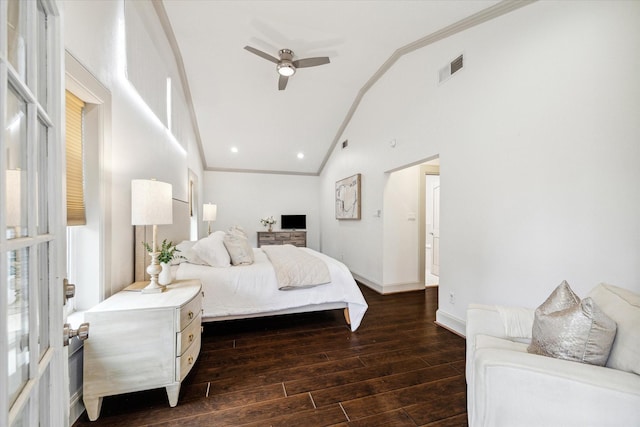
[173,240,205,265]
[192,231,231,267]
[228,225,248,238]
[528,281,617,366]
[588,283,640,375]
[223,232,254,266]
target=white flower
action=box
[260,216,276,226]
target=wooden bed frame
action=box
[134,199,351,326]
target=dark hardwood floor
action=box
[73,284,467,426]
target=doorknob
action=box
[63,278,76,304]
[63,322,90,346]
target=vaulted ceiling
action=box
[161,0,502,175]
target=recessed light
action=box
[230,147,238,153]
[297,152,304,159]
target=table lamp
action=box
[203,203,217,235]
[131,179,173,293]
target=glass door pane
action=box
[36,1,48,104]
[37,243,50,360]
[5,87,28,240]
[7,0,27,80]
[7,247,30,407]
[37,118,49,235]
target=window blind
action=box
[65,90,86,226]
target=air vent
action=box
[451,54,463,74]
[342,140,349,149]
[439,54,464,84]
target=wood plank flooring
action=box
[73,284,467,427]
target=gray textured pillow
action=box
[528,281,617,366]
[223,232,254,266]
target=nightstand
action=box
[82,279,203,421]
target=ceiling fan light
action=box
[277,63,296,77]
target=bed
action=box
[134,201,368,331]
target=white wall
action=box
[204,171,320,249]
[63,0,203,295]
[382,165,421,289]
[320,1,640,334]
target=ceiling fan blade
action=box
[244,45,279,64]
[293,57,330,68]
[278,75,289,91]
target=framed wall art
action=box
[335,173,361,220]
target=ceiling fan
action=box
[244,46,330,90]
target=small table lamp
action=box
[131,179,173,293]
[203,203,217,235]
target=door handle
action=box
[63,278,76,304]
[63,322,90,346]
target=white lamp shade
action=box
[131,179,173,225]
[6,170,21,227]
[203,203,217,221]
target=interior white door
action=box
[431,184,440,277]
[2,1,67,426]
[425,175,440,285]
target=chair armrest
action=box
[466,304,508,341]
[471,348,640,427]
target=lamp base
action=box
[142,282,165,294]
[143,251,165,294]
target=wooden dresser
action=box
[257,231,306,247]
[82,279,203,421]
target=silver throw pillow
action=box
[528,281,617,366]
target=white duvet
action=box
[175,247,368,331]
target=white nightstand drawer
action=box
[176,330,201,381]
[179,292,202,329]
[177,313,202,356]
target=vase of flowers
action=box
[260,216,276,232]
[143,239,182,286]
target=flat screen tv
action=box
[281,214,306,230]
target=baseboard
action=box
[435,309,466,337]
[69,389,85,425]
[352,274,425,295]
[381,282,425,294]
[351,273,384,293]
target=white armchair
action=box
[466,284,640,427]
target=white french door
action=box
[2,0,66,426]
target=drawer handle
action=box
[188,333,194,343]
[188,311,194,320]
[188,356,194,365]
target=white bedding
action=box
[175,247,368,331]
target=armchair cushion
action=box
[589,283,640,375]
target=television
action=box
[281,214,306,230]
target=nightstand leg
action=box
[84,396,103,421]
[166,383,181,407]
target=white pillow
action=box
[192,231,231,267]
[589,283,640,375]
[173,240,204,265]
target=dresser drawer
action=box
[176,330,201,381]
[259,233,276,242]
[275,232,291,241]
[177,313,202,356]
[179,292,202,330]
